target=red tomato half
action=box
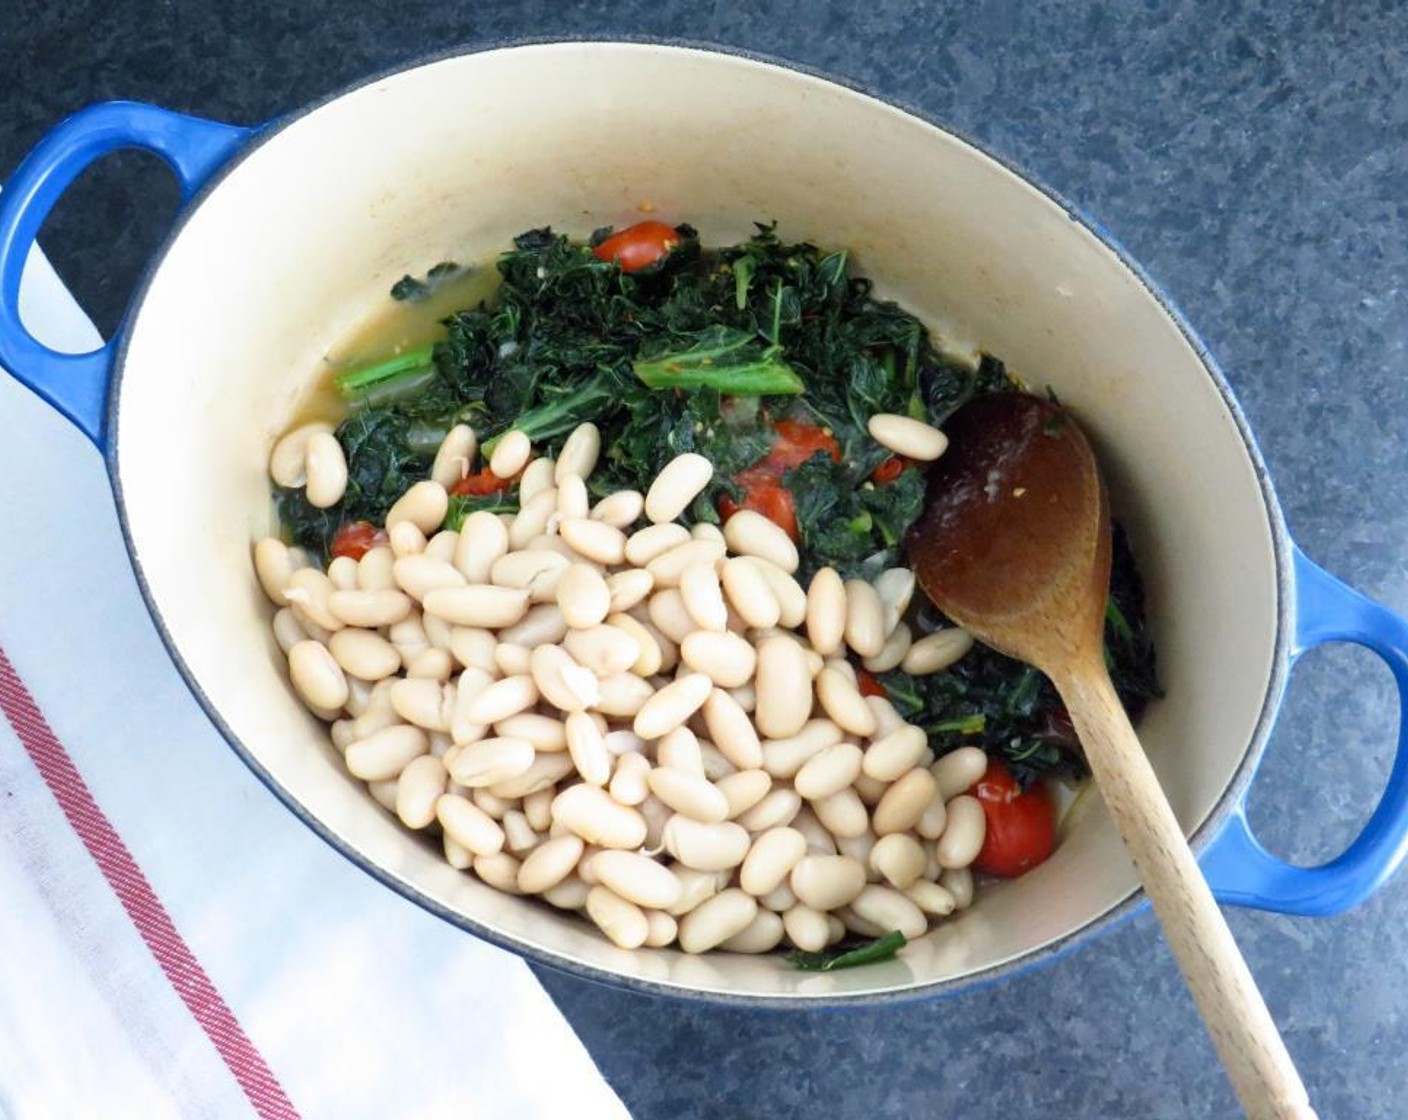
[449,468,514,497]
[766,419,841,471]
[592,221,682,273]
[870,456,905,484]
[970,758,1057,878]
[718,468,799,541]
[329,520,385,561]
[855,669,888,699]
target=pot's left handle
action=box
[0,102,252,448]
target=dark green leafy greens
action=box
[275,222,1160,788]
[787,931,908,971]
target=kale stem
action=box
[333,343,437,402]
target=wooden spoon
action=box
[908,392,1314,1120]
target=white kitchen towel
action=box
[0,244,630,1120]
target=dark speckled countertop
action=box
[5,2,1408,1117]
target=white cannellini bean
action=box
[644,910,678,948]
[633,673,713,740]
[905,880,957,917]
[783,905,831,952]
[407,647,454,681]
[331,719,357,752]
[754,636,813,740]
[591,851,683,910]
[936,795,987,869]
[678,889,757,954]
[507,488,558,551]
[285,568,344,632]
[917,784,949,840]
[609,751,652,806]
[358,546,395,592]
[431,424,477,490]
[426,530,459,564]
[327,589,413,629]
[556,475,590,520]
[367,778,401,812]
[866,694,907,738]
[453,511,509,582]
[387,480,449,535]
[645,453,713,524]
[932,746,989,799]
[437,794,505,855]
[647,768,729,823]
[517,834,583,893]
[679,562,728,632]
[605,569,654,615]
[814,667,877,737]
[804,566,847,656]
[722,509,799,573]
[423,585,529,628]
[448,737,536,788]
[678,630,756,689]
[903,628,975,676]
[811,788,870,839]
[862,622,912,674]
[790,855,867,911]
[541,874,591,909]
[646,539,726,589]
[863,726,930,782]
[498,604,569,648]
[530,644,601,712]
[870,833,927,889]
[739,827,808,896]
[391,677,452,732]
[551,785,647,849]
[288,640,348,712]
[396,755,448,829]
[495,713,568,752]
[585,886,650,949]
[523,787,556,832]
[556,422,601,482]
[253,538,299,606]
[790,807,839,855]
[940,866,974,908]
[759,882,797,912]
[489,753,575,799]
[836,828,878,871]
[625,523,691,567]
[662,816,751,871]
[447,626,496,674]
[557,518,626,566]
[304,431,349,508]
[697,743,736,782]
[646,589,695,645]
[655,727,704,775]
[665,866,730,916]
[867,412,948,461]
[874,769,939,836]
[716,769,772,820]
[345,724,428,781]
[793,742,865,801]
[519,456,557,504]
[601,613,661,677]
[719,557,781,629]
[460,675,538,725]
[269,421,333,487]
[271,608,306,655]
[422,611,456,653]
[489,430,532,478]
[735,788,802,832]
[557,563,612,630]
[748,558,807,628]
[701,688,764,770]
[563,625,640,677]
[719,909,785,954]
[328,629,400,681]
[473,851,523,893]
[388,521,427,558]
[592,489,645,530]
[843,580,886,658]
[393,555,465,601]
[761,719,844,779]
[491,549,570,596]
[565,711,612,787]
[594,672,654,718]
[874,568,915,636]
[326,556,360,591]
[851,883,928,938]
[691,521,724,543]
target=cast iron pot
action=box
[3,41,1406,1004]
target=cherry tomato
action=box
[855,668,888,699]
[970,758,1057,878]
[449,468,514,497]
[870,456,906,484]
[329,520,385,561]
[592,221,683,273]
[718,469,798,540]
[765,419,841,471]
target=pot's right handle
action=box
[0,102,252,447]
[1201,546,1408,915]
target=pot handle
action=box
[1201,546,1408,915]
[0,102,252,447]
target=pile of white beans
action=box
[255,411,992,955]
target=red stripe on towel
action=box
[0,645,300,1120]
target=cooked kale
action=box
[275,223,1160,781]
[787,930,908,971]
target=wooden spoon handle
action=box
[1055,661,1315,1120]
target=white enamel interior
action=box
[113,43,1279,999]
